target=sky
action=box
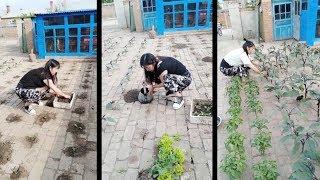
[0,0,97,15]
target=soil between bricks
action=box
[123,89,140,103]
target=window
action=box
[302,0,307,10]
[274,3,291,20]
[316,10,320,38]
[142,0,156,12]
[68,15,90,24]
[44,17,64,26]
[294,1,300,15]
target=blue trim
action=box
[34,10,97,59]
[300,0,317,45]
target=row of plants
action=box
[220,76,247,179]
[254,42,320,178]
[244,77,279,179]
[150,134,186,180]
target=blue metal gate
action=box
[273,2,293,40]
[156,0,212,35]
[141,0,157,30]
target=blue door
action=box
[273,3,293,40]
[141,0,157,30]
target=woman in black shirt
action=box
[140,53,192,109]
[15,59,70,115]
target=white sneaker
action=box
[24,106,36,115]
[173,97,184,110]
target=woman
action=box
[220,39,260,77]
[140,53,192,110]
[15,59,70,115]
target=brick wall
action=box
[260,0,273,42]
[131,0,143,32]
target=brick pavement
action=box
[0,38,97,179]
[102,25,213,179]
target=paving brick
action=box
[191,148,207,164]
[203,139,212,151]
[117,141,131,160]
[139,149,154,171]
[104,150,117,165]
[123,126,135,141]
[155,122,166,138]
[58,154,72,170]
[70,163,85,175]
[109,142,121,150]
[41,168,55,180]
[143,140,155,150]
[194,163,211,179]
[45,157,60,170]
[125,169,139,180]
[110,131,124,143]
[128,147,143,168]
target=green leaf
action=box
[281,134,295,143]
[291,138,302,156]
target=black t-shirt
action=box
[155,56,188,78]
[18,67,51,89]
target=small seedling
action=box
[73,107,85,115]
[77,92,88,99]
[10,165,28,179]
[0,141,12,165]
[35,111,57,126]
[67,121,86,135]
[63,146,89,157]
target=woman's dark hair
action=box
[242,38,255,55]
[43,59,60,85]
[140,53,159,83]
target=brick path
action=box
[217,30,293,179]
[0,38,97,179]
[102,24,213,179]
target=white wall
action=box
[114,0,128,28]
[225,3,243,39]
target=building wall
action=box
[0,18,18,38]
[224,3,243,39]
[260,0,273,42]
[114,0,128,28]
[24,18,34,53]
[218,10,231,28]
[102,3,116,19]
[241,9,259,39]
[131,0,143,32]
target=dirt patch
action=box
[0,100,6,105]
[138,169,150,180]
[0,141,12,165]
[35,111,57,126]
[63,146,89,157]
[123,89,140,103]
[72,107,85,115]
[59,85,67,89]
[81,84,90,89]
[190,47,195,51]
[5,80,12,84]
[83,79,90,84]
[77,93,88,99]
[193,101,212,117]
[10,165,28,179]
[0,86,5,90]
[140,129,149,140]
[57,94,73,103]
[6,114,22,123]
[202,56,212,62]
[84,74,90,78]
[74,138,96,151]
[67,121,86,135]
[13,75,20,79]
[172,43,188,49]
[25,134,39,148]
[156,49,161,52]
[56,172,72,180]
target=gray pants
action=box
[163,71,192,95]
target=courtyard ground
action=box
[218,29,296,179]
[0,38,97,179]
[102,21,213,179]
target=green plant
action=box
[220,151,247,179]
[150,134,185,179]
[251,130,272,155]
[289,150,320,179]
[252,159,279,180]
[250,117,268,130]
[225,131,245,153]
